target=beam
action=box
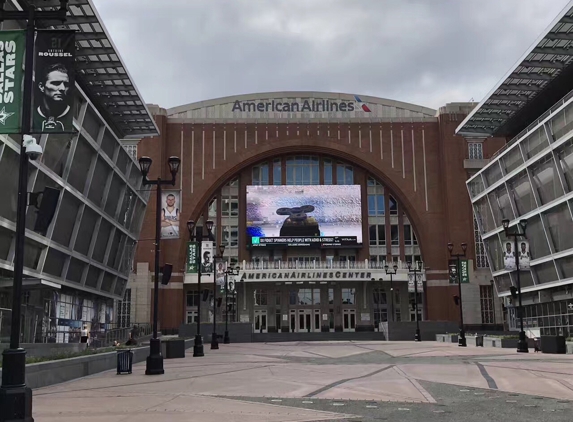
[88,84,136,94]
[74,32,108,41]
[520,60,566,69]
[481,104,520,111]
[76,60,124,70]
[107,105,150,113]
[76,47,117,57]
[499,83,542,92]
[78,72,130,82]
[546,32,573,41]
[508,72,552,81]
[490,94,530,101]
[473,112,509,120]
[93,94,144,103]
[531,46,573,56]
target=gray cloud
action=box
[92,0,571,110]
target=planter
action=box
[164,339,186,359]
[567,342,573,354]
[540,336,566,354]
[483,337,519,348]
[436,334,458,343]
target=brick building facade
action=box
[128,93,506,333]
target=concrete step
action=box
[252,331,385,343]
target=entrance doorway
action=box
[289,309,321,332]
[254,310,267,333]
[343,309,356,332]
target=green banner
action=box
[0,30,26,134]
[186,241,199,273]
[459,259,469,283]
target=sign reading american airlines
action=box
[231,95,372,113]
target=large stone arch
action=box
[178,137,429,263]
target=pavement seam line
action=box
[392,365,437,403]
[303,365,395,398]
[474,362,498,390]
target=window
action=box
[369,224,386,246]
[273,159,282,185]
[123,144,137,161]
[480,285,495,324]
[341,288,355,305]
[390,225,399,246]
[222,226,238,247]
[254,289,268,306]
[221,196,238,217]
[474,216,489,268]
[312,289,320,305]
[117,288,131,328]
[336,163,353,184]
[324,159,333,185]
[468,142,483,160]
[297,289,312,305]
[252,163,269,185]
[286,156,319,185]
[389,195,398,215]
[368,194,385,216]
[186,290,199,307]
[404,225,412,245]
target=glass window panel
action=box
[27,170,60,231]
[114,279,127,297]
[68,135,95,194]
[273,159,282,185]
[544,203,573,253]
[369,225,377,245]
[43,247,66,277]
[484,234,504,271]
[115,145,130,176]
[41,134,73,177]
[129,199,146,234]
[66,258,85,283]
[342,288,355,305]
[74,206,98,256]
[107,230,126,270]
[85,265,100,288]
[389,196,398,215]
[104,174,123,217]
[530,154,564,205]
[502,146,525,175]
[488,185,514,226]
[88,157,110,207]
[23,238,43,271]
[534,261,558,284]
[391,225,399,246]
[555,255,573,279]
[377,195,385,215]
[52,192,81,247]
[506,170,537,216]
[494,274,512,294]
[0,146,33,222]
[324,160,332,185]
[474,197,495,233]
[311,165,319,185]
[467,175,485,198]
[377,225,386,245]
[82,107,102,142]
[368,195,376,216]
[0,226,13,261]
[312,289,320,305]
[556,138,573,192]
[101,273,115,293]
[100,128,116,160]
[118,189,136,229]
[516,270,534,289]
[404,225,412,245]
[521,126,549,160]
[525,214,551,259]
[551,105,573,140]
[93,219,112,263]
[484,162,503,187]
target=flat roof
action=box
[13,0,159,139]
[456,0,573,139]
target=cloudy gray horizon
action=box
[93,0,571,111]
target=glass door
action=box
[254,310,268,333]
[343,309,356,332]
[297,309,312,332]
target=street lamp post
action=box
[0,3,70,420]
[385,264,398,322]
[138,156,181,375]
[223,265,239,344]
[447,242,468,347]
[370,277,383,330]
[187,220,205,357]
[211,244,225,350]
[408,260,423,342]
[502,218,529,353]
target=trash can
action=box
[117,349,133,375]
[475,335,484,347]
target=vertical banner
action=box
[0,30,26,134]
[216,261,227,287]
[517,240,531,270]
[32,30,76,133]
[185,241,199,274]
[201,241,214,276]
[503,241,516,271]
[160,190,181,239]
[449,259,470,283]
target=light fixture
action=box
[384,264,389,271]
[138,156,152,179]
[393,264,398,271]
[187,220,195,236]
[461,243,467,253]
[168,156,181,175]
[219,244,225,256]
[502,219,510,229]
[519,219,528,230]
[407,262,412,271]
[205,220,214,232]
[447,242,454,253]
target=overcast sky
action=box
[92,0,571,111]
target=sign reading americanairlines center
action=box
[0,30,25,134]
[239,270,375,282]
[231,96,372,113]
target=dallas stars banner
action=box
[0,30,26,134]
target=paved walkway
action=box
[33,341,573,421]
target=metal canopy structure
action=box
[456,0,573,139]
[13,0,159,139]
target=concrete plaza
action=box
[32,341,573,421]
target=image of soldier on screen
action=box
[34,63,72,132]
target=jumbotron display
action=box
[246,185,363,248]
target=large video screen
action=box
[246,185,363,248]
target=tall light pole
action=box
[502,218,529,353]
[408,260,423,342]
[187,220,204,357]
[385,264,398,322]
[211,243,224,350]
[448,242,467,347]
[223,264,239,344]
[0,2,70,420]
[138,156,181,375]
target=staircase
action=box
[252,331,385,343]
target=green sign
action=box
[0,30,25,134]
[185,241,199,273]
[459,259,469,283]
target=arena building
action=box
[457,0,573,338]
[131,92,507,337]
[0,0,156,344]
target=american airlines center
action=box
[130,92,506,338]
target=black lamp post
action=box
[223,264,239,344]
[448,242,468,347]
[502,218,529,353]
[187,220,205,357]
[0,2,70,420]
[139,155,181,375]
[385,264,398,322]
[407,260,423,342]
[211,243,224,350]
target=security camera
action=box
[23,135,43,161]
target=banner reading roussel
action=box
[32,30,76,134]
[0,30,26,134]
